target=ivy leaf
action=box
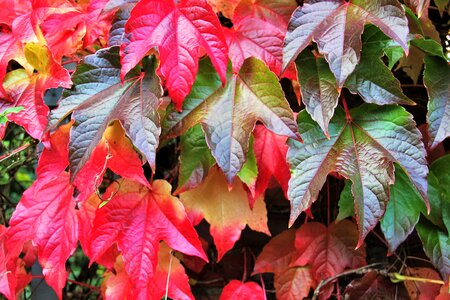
[180,167,270,261]
[424,56,450,149]
[295,50,340,136]
[275,267,315,300]
[163,57,299,184]
[288,104,428,244]
[108,3,133,47]
[292,220,366,283]
[283,0,409,86]
[89,179,207,299]
[345,25,413,106]
[49,46,162,181]
[120,0,228,110]
[416,218,450,280]
[219,280,265,300]
[380,167,426,253]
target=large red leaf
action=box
[5,173,77,299]
[283,0,409,86]
[120,0,228,109]
[180,166,270,261]
[292,220,366,284]
[89,179,206,299]
[219,280,265,300]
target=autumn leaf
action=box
[120,0,228,109]
[344,271,407,299]
[219,280,265,300]
[275,267,315,300]
[283,0,409,86]
[403,267,441,299]
[163,57,299,184]
[288,104,428,244]
[180,166,270,261]
[49,46,162,181]
[207,0,240,18]
[292,220,366,283]
[89,179,206,299]
[101,255,133,300]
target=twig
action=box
[0,142,36,163]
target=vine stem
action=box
[0,142,35,163]
[164,250,174,300]
[31,276,100,291]
[341,94,352,121]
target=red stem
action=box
[341,95,352,121]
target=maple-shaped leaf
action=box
[424,56,450,149]
[253,124,290,201]
[49,46,162,181]
[5,173,77,299]
[0,43,72,139]
[89,179,206,299]
[283,0,409,86]
[295,50,340,136]
[180,166,270,261]
[120,0,228,109]
[344,271,407,300]
[74,121,149,202]
[292,220,366,283]
[288,104,428,244]
[380,167,426,253]
[224,0,297,75]
[163,57,299,184]
[219,280,265,300]
[345,25,413,106]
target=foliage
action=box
[0,0,449,299]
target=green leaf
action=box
[288,104,428,245]
[49,47,162,181]
[346,26,413,106]
[336,181,353,222]
[162,57,299,184]
[435,0,449,16]
[237,136,258,192]
[416,218,450,280]
[380,166,426,253]
[176,124,215,194]
[295,50,340,136]
[424,56,450,149]
[411,38,446,60]
[0,106,24,124]
[283,0,409,87]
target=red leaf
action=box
[219,280,265,300]
[274,267,315,300]
[5,173,77,299]
[403,267,441,300]
[120,0,228,109]
[292,220,366,283]
[90,179,206,299]
[345,271,408,300]
[252,125,290,201]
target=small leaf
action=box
[424,56,450,149]
[288,104,428,244]
[180,167,270,261]
[163,57,299,184]
[219,280,265,300]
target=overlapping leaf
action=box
[283,0,409,86]
[49,46,162,181]
[89,179,206,299]
[344,272,406,299]
[288,104,428,244]
[180,167,270,261]
[163,57,299,184]
[219,280,265,300]
[120,0,228,109]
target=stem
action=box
[391,273,445,285]
[341,95,352,121]
[242,248,248,282]
[164,250,174,300]
[0,142,35,163]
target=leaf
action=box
[6,173,77,298]
[253,229,296,275]
[207,0,240,19]
[49,46,162,181]
[288,104,428,244]
[176,124,215,194]
[292,220,366,282]
[345,271,406,300]
[180,166,270,261]
[403,267,441,300]
[424,56,450,149]
[89,179,206,299]
[416,218,450,280]
[0,107,24,124]
[233,0,297,28]
[380,167,426,253]
[435,0,449,15]
[283,0,409,86]
[336,181,353,222]
[253,124,290,201]
[120,0,228,110]
[345,25,413,106]
[404,0,430,19]
[101,256,134,300]
[219,280,265,300]
[163,57,299,184]
[295,50,340,136]
[274,267,316,300]
[108,3,133,47]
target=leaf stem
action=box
[164,250,174,300]
[341,95,352,121]
[390,273,445,285]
